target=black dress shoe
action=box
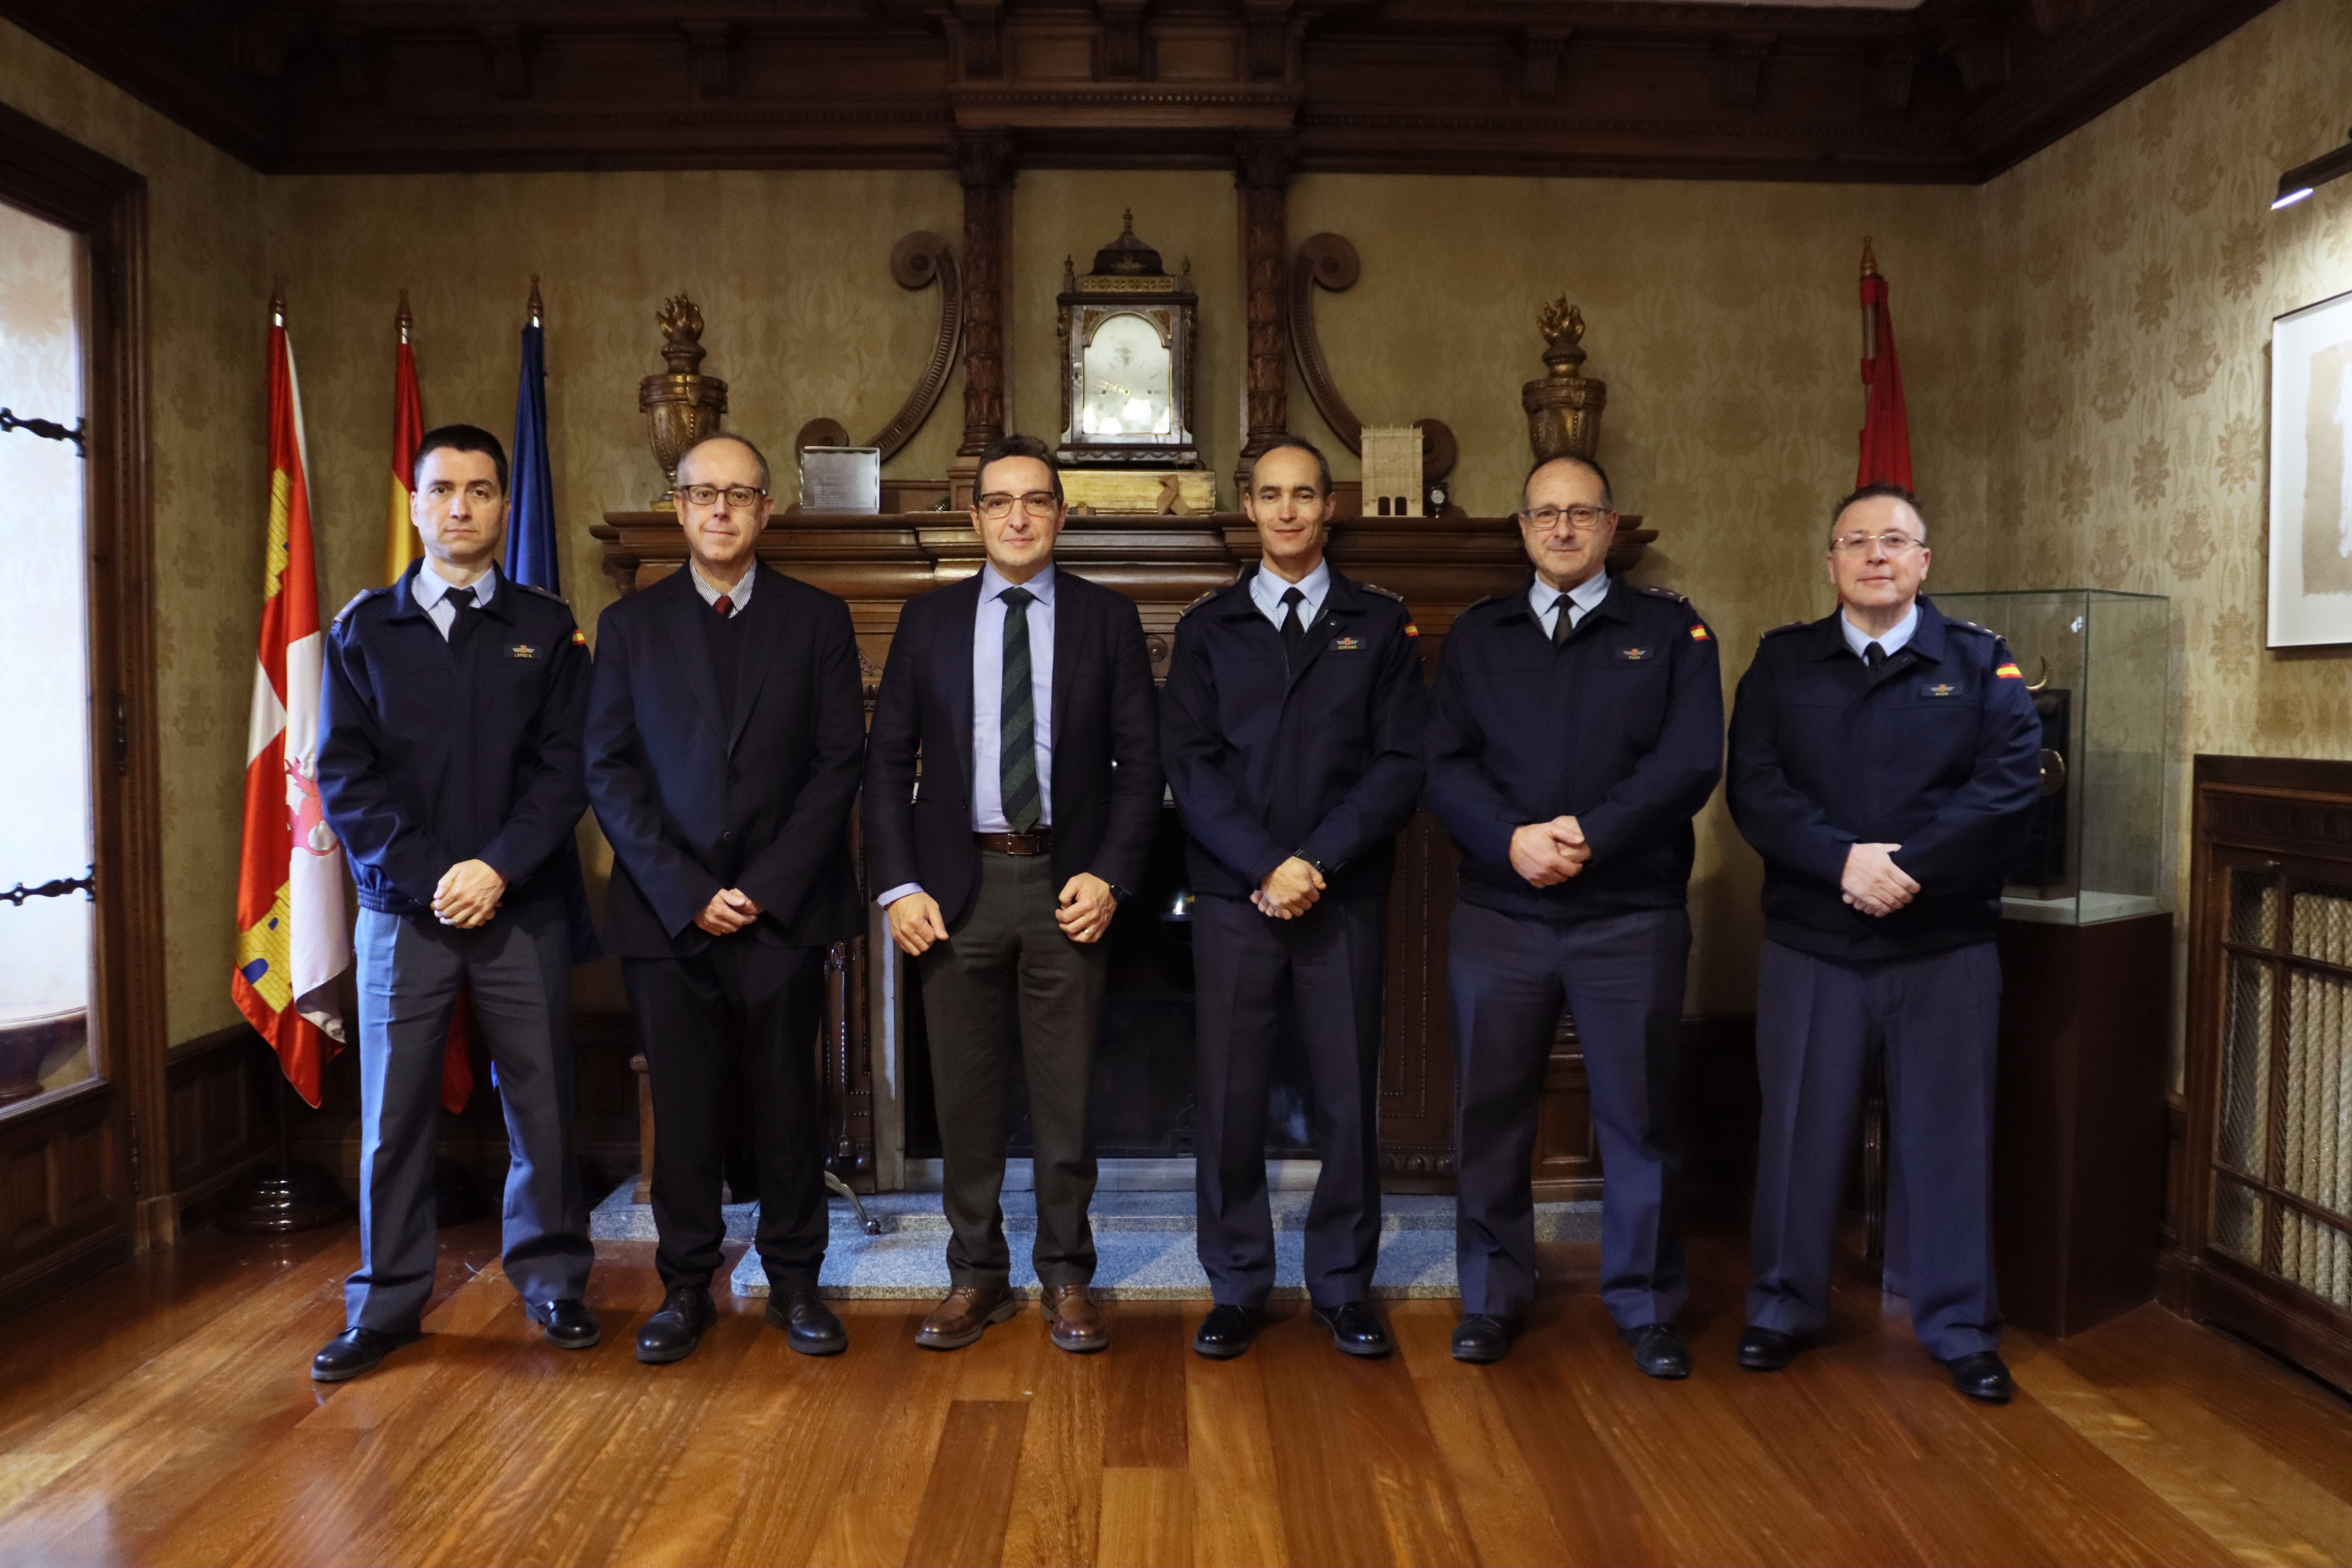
[1193,1304,1261,1360]
[636,1285,717,1365]
[1621,1323,1690,1379]
[1451,1315,1518,1364]
[767,1284,847,1357]
[534,1298,601,1350]
[1737,1325,1804,1371]
[311,1326,418,1382]
[1312,1300,1394,1358]
[1943,1350,2013,1403]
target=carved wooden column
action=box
[1233,131,1296,493]
[954,131,1016,472]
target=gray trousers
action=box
[346,893,592,1331]
[916,850,1107,1290]
[1747,938,2003,1361]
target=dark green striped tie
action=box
[998,585,1041,833]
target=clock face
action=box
[1078,313,1174,438]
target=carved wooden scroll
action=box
[1288,231,1456,482]
[865,231,962,461]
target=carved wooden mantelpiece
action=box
[595,503,1659,1188]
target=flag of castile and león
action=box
[233,291,350,1106]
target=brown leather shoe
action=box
[1043,1283,1108,1354]
[916,1285,1018,1350]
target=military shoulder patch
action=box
[1403,622,1420,638]
[333,586,388,627]
[570,628,589,646]
[1634,584,1689,604]
[1995,662,2024,679]
[1689,623,1712,642]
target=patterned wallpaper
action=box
[5,0,2346,1043]
[1974,0,2352,1078]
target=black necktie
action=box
[1865,640,1887,670]
[1552,591,1575,646]
[1279,586,1307,663]
[998,586,1041,834]
[445,585,480,648]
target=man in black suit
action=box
[866,434,1162,1355]
[586,432,867,1365]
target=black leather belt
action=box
[975,830,1051,856]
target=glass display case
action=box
[1931,589,2170,926]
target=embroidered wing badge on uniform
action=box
[1927,683,1958,697]
[1995,662,2024,679]
[1616,646,1651,661]
[507,643,539,659]
[1332,635,1364,651]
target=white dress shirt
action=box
[1528,569,1611,638]
[412,556,497,640]
[1840,601,1919,662]
[1250,557,1331,631]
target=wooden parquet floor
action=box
[3,1213,2352,1566]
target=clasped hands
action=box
[886,872,1118,957]
[694,886,765,936]
[1841,842,1919,917]
[1253,856,1325,919]
[432,859,507,928]
[1510,817,1590,887]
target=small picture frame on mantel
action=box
[2268,286,2352,647]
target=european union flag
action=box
[506,281,559,592]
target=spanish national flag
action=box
[232,290,350,1106]
[386,290,424,583]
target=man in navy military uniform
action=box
[312,424,597,1381]
[1161,438,1428,1362]
[1726,483,2042,1403]
[1425,452,1722,1371]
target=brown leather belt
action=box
[975,830,1051,856]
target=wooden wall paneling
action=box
[1232,130,1295,491]
[161,1026,273,1212]
[0,0,2286,184]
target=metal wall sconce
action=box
[2274,125,2352,210]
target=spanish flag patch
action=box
[1995,662,2023,679]
[571,629,588,645]
[1403,623,1420,638]
[1690,624,1711,641]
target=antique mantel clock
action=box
[1056,213,1200,469]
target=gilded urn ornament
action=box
[639,293,729,504]
[1522,298,1608,464]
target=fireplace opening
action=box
[899,804,1321,1163]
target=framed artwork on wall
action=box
[2269,287,2352,647]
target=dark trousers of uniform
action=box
[347,894,591,1332]
[916,850,1108,1290]
[1449,901,1688,1328]
[1747,938,2002,1361]
[622,939,828,1292]
[1193,892,1386,1310]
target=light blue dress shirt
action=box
[1249,557,1331,631]
[879,562,1057,909]
[412,556,497,640]
[1528,569,1611,638]
[687,560,754,618]
[1840,601,1919,661]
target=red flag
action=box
[234,290,350,1105]
[1856,238,1913,492]
[384,294,476,1117]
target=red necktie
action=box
[713,594,733,618]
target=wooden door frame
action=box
[0,102,171,1297]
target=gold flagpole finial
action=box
[1860,237,1880,279]
[526,274,543,328]
[395,288,412,344]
